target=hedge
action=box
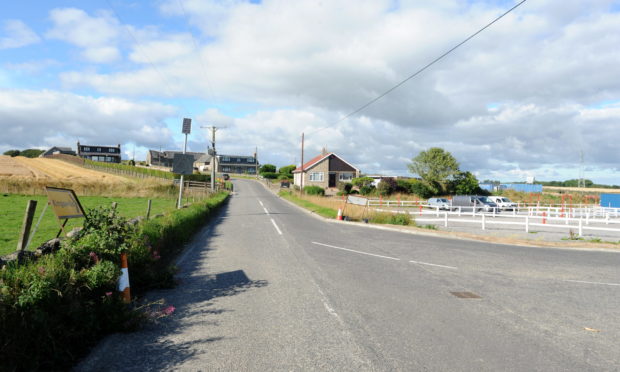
[84,159,210,182]
[0,192,229,370]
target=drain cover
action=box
[450,291,481,299]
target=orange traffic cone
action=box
[337,208,343,220]
[118,252,131,303]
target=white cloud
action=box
[46,8,121,63]
[0,89,176,154]
[0,20,40,49]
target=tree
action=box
[408,148,459,193]
[351,176,374,188]
[259,164,276,173]
[3,150,20,157]
[278,165,296,176]
[449,171,481,195]
[377,178,397,196]
[19,149,44,158]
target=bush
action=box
[370,212,412,226]
[278,165,296,178]
[261,172,278,179]
[396,179,411,194]
[359,185,375,195]
[259,164,276,173]
[408,180,435,198]
[337,182,353,194]
[377,178,397,196]
[277,174,290,180]
[303,185,325,196]
[352,176,374,188]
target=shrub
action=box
[261,172,278,179]
[278,165,296,177]
[370,212,412,225]
[304,185,325,196]
[396,179,411,194]
[337,182,353,194]
[359,185,375,195]
[259,164,276,173]
[408,180,435,198]
[377,178,397,196]
[277,174,290,180]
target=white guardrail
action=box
[367,200,620,237]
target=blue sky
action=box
[2,0,620,184]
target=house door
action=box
[329,173,336,187]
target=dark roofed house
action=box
[216,154,258,174]
[147,150,204,168]
[40,146,76,157]
[292,150,360,189]
[77,142,121,163]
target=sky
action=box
[1,0,620,184]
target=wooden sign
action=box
[45,186,85,219]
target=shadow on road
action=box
[74,202,268,371]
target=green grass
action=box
[0,194,179,256]
[279,191,338,219]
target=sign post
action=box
[177,118,191,209]
[45,187,86,237]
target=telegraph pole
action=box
[201,125,219,191]
[255,146,258,179]
[178,118,191,209]
[300,132,304,196]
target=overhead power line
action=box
[309,0,528,135]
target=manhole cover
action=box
[450,291,481,299]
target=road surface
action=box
[76,179,620,371]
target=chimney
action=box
[321,147,328,156]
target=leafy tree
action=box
[352,176,374,188]
[449,171,481,195]
[259,164,276,173]
[359,185,375,196]
[19,149,44,158]
[408,148,459,193]
[3,150,20,157]
[278,165,296,176]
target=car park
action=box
[486,196,517,211]
[427,197,451,210]
[452,195,499,212]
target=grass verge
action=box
[279,191,338,218]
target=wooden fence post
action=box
[17,200,37,253]
[146,200,152,220]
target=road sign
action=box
[45,187,86,219]
[172,153,194,175]
[182,118,192,134]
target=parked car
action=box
[222,173,230,180]
[427,197,451,210]
[486,196,517,211]
[452,195,499,212]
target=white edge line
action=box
[258,199,264,207]
[263,207,269,214]
[409,260,458,270]
[271,218,283,235]
[312,242,400,261]
[563,279,620,287]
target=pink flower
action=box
[89,251,99,263]
[105,292,113,297]
[152,250,161,260]
[162,305,175,316]
[38,266,46,275]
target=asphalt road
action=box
[76,179,620,371]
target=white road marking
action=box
[263,207,270,214]
[563,279,620,287]
[270,218,283,235]
[258,200,264,207]
[312,242,401,261]
[409,260,458,270]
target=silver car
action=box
[428,197,451,210]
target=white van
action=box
[487,196,517,211]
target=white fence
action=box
[369,201,620,238]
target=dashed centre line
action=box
[271,219,283,235]
[563,279,620,287]
[409,260,458,270]
[311,242,401,261]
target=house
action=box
[77,142,121,163]
[194,153,213,172]
[292,151,360,189]
[39,146,76,157]
[215,154,258,174]
[146,150,204,168]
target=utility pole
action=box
[201,125,219,191]
[178,118,191,209]
[255,146,258,179]
[300,132,304,196]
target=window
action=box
[83,147,91,152]
[222,156,230,162]
[247,158,254,163]
[339,172,353,181]
[108,148,115,153]
[237,158,241,162]
[222,167,231,172]
[97,148,101,152]
[309,172,324,182]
